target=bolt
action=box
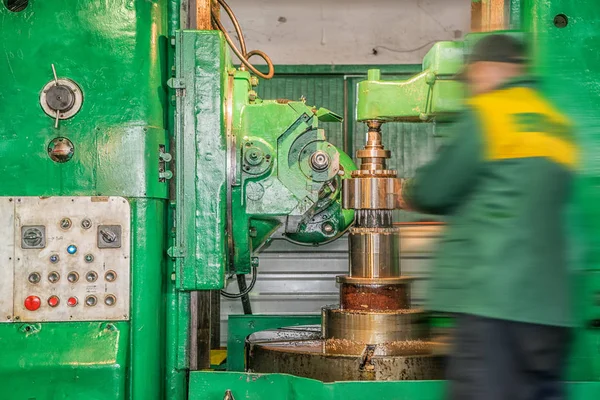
[250,76,259,87]
[321,222,335,234]
[248,90,257,102]
[310,151,330,171]
[81,218,92,229]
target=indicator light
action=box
[24,295,41,311]
[48,296,60,307]
[49,254,59,263]
[67,245,77,254]
[67,297,78,307]
[84,253,94,263]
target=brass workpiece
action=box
[322,306,428,344]
[342,177,402,210]
[349,226,401,278]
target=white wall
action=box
[223,0,471,65]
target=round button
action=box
[67,271,79,283]
[48,271,60,283]
[67,297,78,307]
[24,296,41,311]
[28,272,41,284]
[48,296,60,308]
[86,271,98,283]
[104,295,116,306]
[67,245,77,255]
[85,296,97,307]
[104,270,117,282]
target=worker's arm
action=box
[402,108,484,215]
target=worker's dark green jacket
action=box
[404,78,578,327]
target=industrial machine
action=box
[1,0,600,399]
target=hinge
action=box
[167,246,186,258]
[167,78,186,89]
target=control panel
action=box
[0,197,131,322]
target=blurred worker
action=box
[400,34,577,400]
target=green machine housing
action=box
[2,0,600,399]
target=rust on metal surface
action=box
[340,282,410,311]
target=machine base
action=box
[246,325,444,382]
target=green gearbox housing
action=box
[172,30,355,289]
[230,69,355,274]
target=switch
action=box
[67,297,78,307]
[28,272,41,284]
[67,272,79,283]
[24,296,41,311]
[21,226,46,249]
[48,296,60,308]
[85,296,97,307]
[97,225,122,248]
[104,295,116,306]
[48,271,60,283]
[104,270,117,282]
[86,271,98,282]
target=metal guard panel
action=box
[173,30,227,290]
[0,322,129,400]
[188,371,600,400]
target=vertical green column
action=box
[130,199,168,400]
[523,0,600,380]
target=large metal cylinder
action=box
[349,227,401,278]
[322,306,428,344]
[342,177,402,209]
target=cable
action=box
[220,266,258,299]
[211,0,275,79]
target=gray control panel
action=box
[0,196,131,322]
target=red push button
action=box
[24,295,41,311]
[67,297,78,307]
[48,296,60,308]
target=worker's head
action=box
[462,34,527,95]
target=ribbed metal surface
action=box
[256,75,345,148]
[220,225,442,345]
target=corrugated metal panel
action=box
[220,225,442,346]
[256,75,345,149]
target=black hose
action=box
[235,274,253,314]
[220,266,258,303]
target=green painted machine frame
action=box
[2,0,600,399]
